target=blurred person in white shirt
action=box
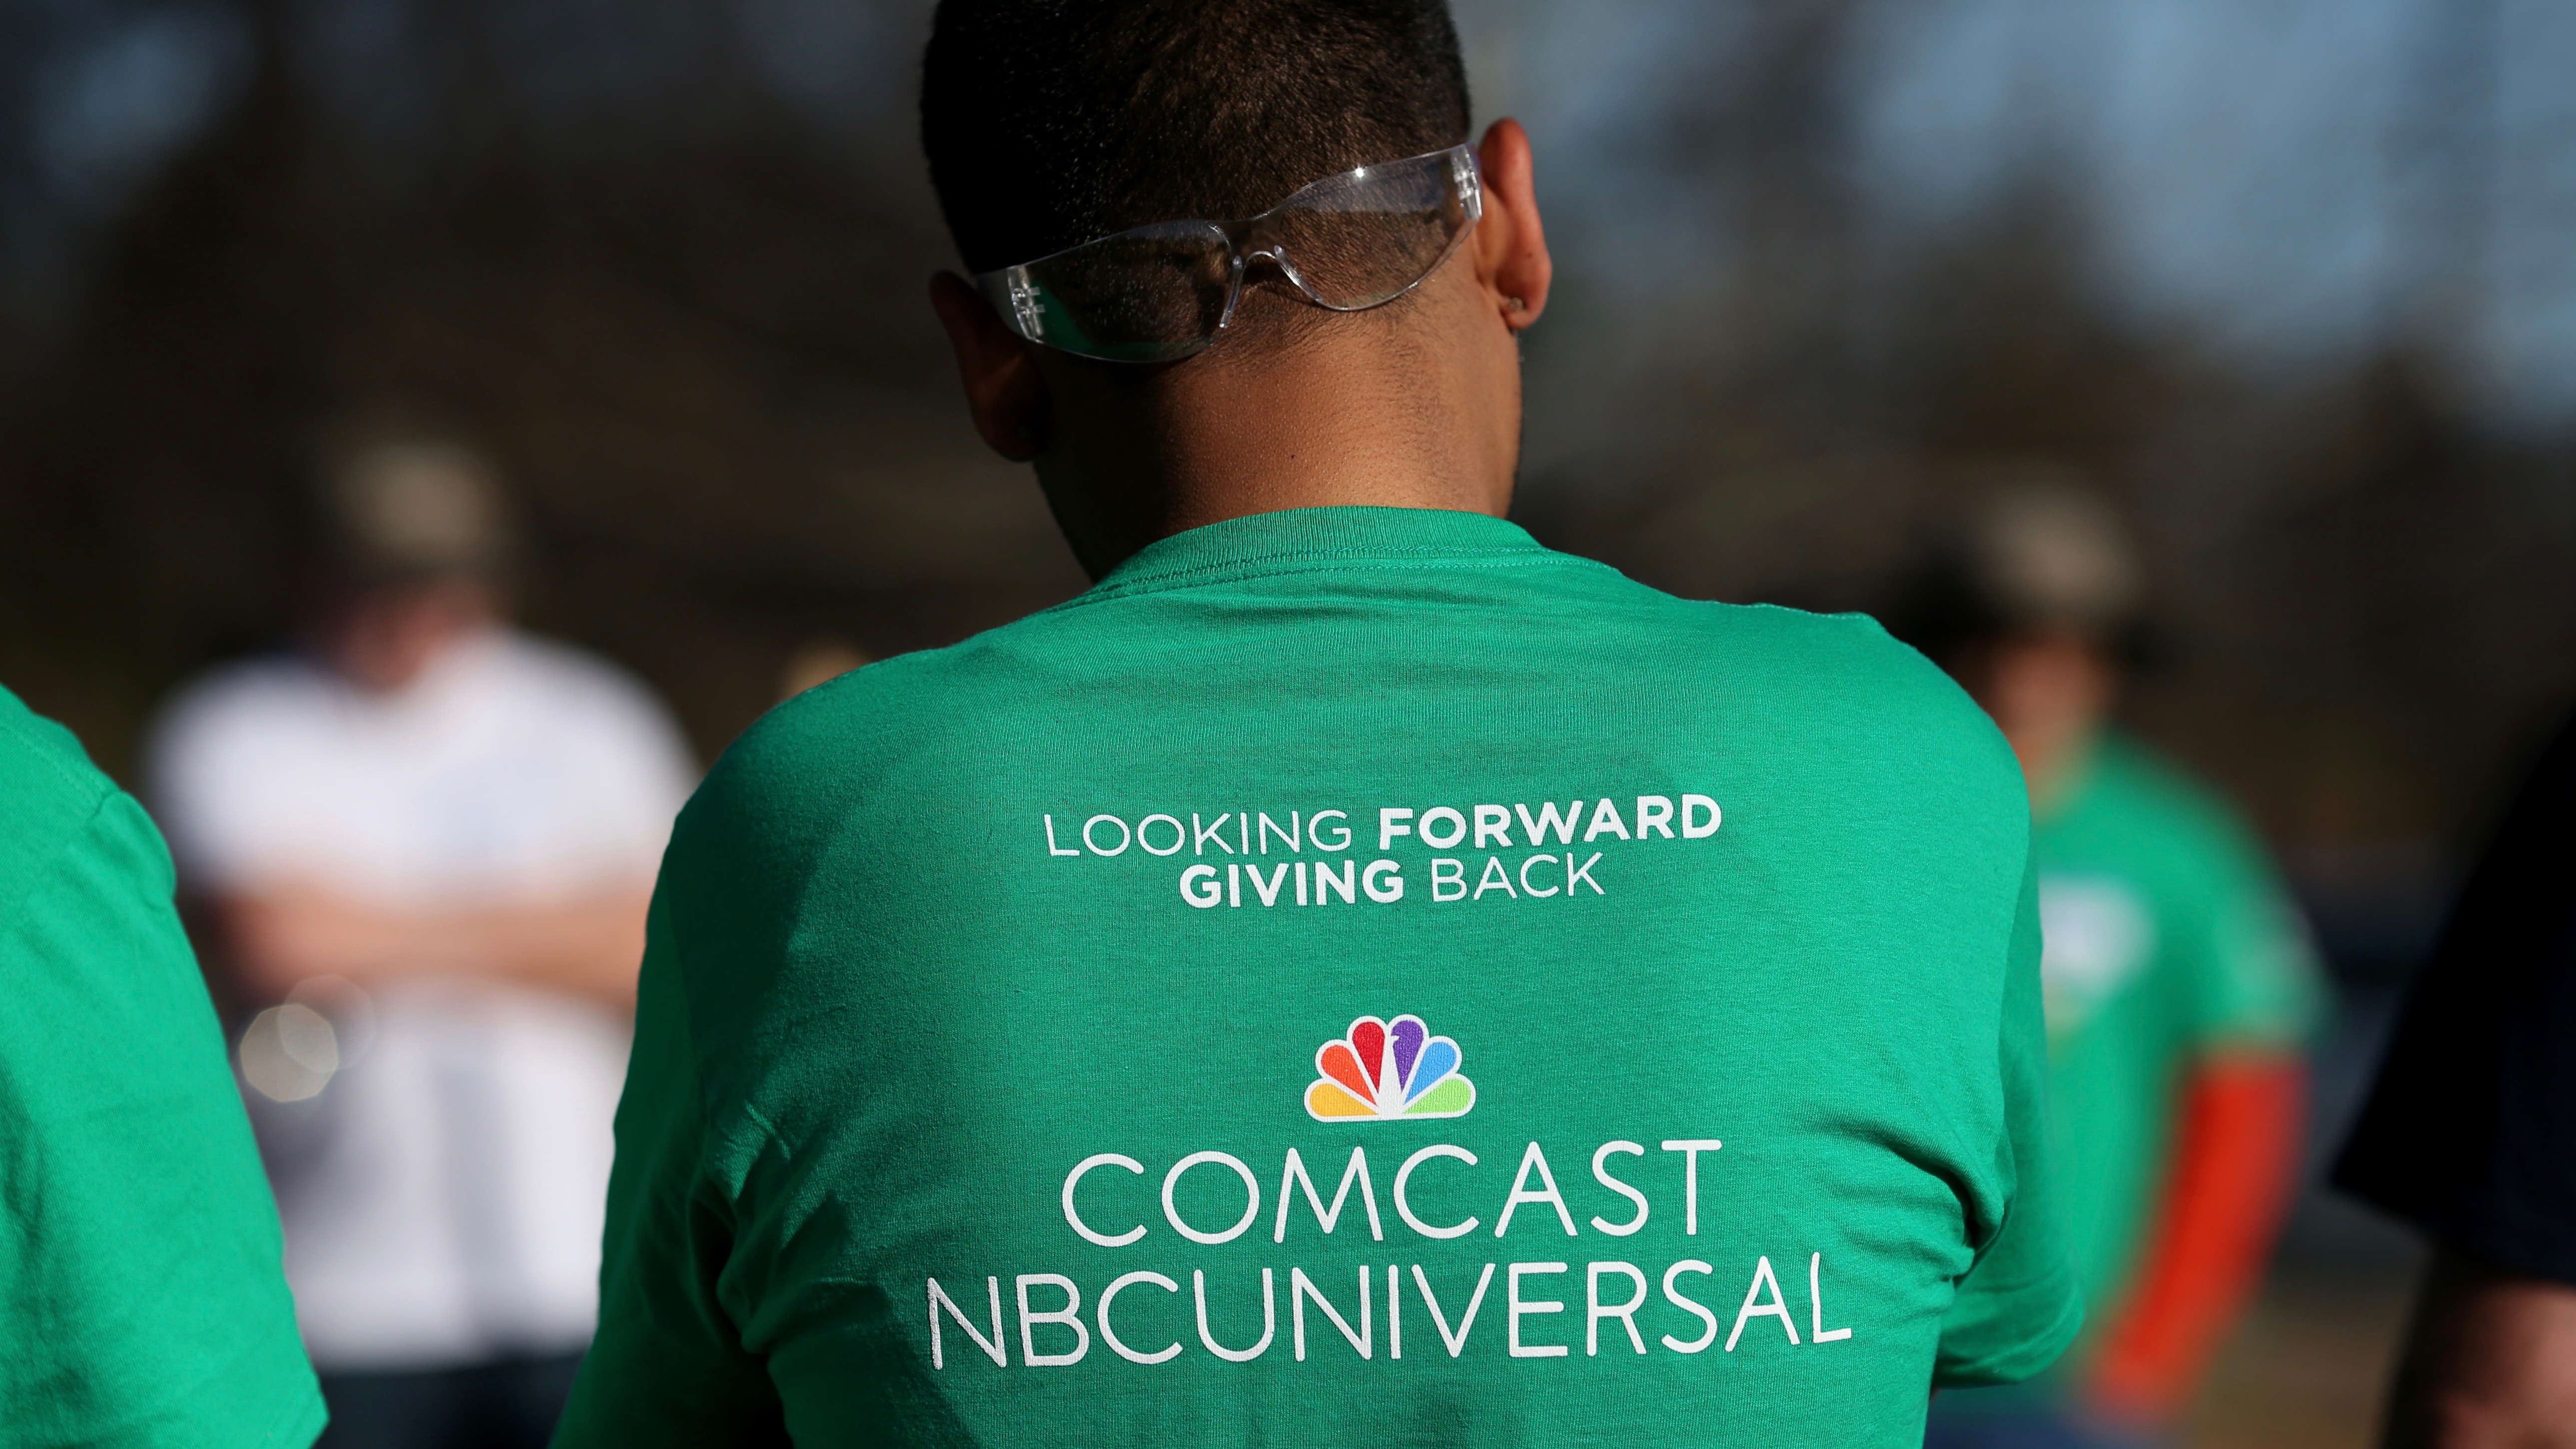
[149,432,698,1449]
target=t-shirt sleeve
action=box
[553,887,787,1448]
[2332,715,2576,1285]
[1934,850,2088,1386]
[0,788,325,1448]
[2179,819,2323,1053]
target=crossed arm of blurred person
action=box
[211,881,654,1012]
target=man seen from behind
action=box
[555,3,2084,1444]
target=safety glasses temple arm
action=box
[976,266,1045,343]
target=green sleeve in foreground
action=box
[0,791,325,1449]
[1933,849,2087,1387]
[553,890,786,1449]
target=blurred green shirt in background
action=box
[0,684,324,1448]
[2032,734,2323,1374]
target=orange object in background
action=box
[2088,1057,2308,1424]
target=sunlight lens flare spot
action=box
[240,1003,338,1102]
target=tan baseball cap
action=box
[1958,483,2143,637]
[321,437,517,580]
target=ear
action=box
[929,271,1049,461]
[1469,118,1552,332]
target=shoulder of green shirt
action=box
[698,570,2016,826]
[0,683,124,900]
[1706,601,2031,839]
[0,682,328,1449]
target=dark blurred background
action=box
[4,1,2572,1441]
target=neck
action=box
[2015,723,2102,819]
[1032,291,1522,579]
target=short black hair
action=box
[922,0,1472,275]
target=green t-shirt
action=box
[0,685,325,1448]
[2028,736,2321,1360]
[555,507,2081,1448]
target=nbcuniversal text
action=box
[925,1139,1854,1370]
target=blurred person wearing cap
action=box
[147,436,697,1449]
[0,685,325,1446]
[2333,709,2576,1449]
[1904,486,2325,1449]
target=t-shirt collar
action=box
[1081,505,1555,601]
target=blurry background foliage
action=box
[4,0,2575,976]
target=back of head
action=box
[921,0,1472,275]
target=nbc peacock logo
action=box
[1304,1014,1476,1122]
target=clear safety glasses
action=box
[976,144,1483,363]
